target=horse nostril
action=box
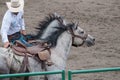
[79,30,84,34]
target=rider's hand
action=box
[4,42,10,48]
[21,30,26,35]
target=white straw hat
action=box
[6,0,24,12]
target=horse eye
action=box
[75,26,78,29]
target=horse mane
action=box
[32,14,70,47]
[34,14,60,38]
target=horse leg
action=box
[28,57,43,80]
[47,66,63,80]
[0,56,10,80]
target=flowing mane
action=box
[32,14,74,47]
[35,14,62,37]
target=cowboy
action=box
[0,0,31,48]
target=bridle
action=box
[57,17,88,46]
[66,25,88,47]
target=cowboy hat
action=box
[6,0,24,12]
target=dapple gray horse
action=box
[0,14,95,80]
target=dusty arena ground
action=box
[0,0,120,80]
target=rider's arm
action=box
[1,11,11,44]
[21,11,26,35]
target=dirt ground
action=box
[0,0,120,80]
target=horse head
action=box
[49,16,95,48]
[65,22,95,47]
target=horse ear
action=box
[63,19,67,25]
[70,21,74,25]
[58,18,63,24]
[75,21,79,27]
[54,13,64,25]
[54,12,60,17]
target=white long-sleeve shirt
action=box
[0,10,25,43]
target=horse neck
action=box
[40,20,60,39]
[51,31,72,60]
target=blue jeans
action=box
[8,32,32,47]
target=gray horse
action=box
[0,14,95,80]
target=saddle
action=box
[11,40,52,63]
